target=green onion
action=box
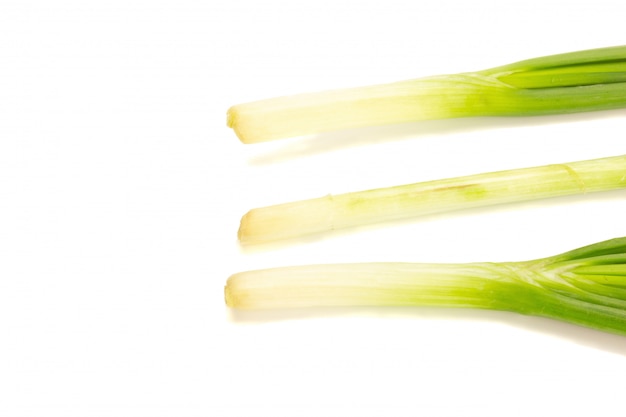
[227,45,626,144]
[238,154,626,245]
[225,237,626,335]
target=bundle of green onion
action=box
[226,46,626,336]
[227,45,626,144]
[226,238,626,335]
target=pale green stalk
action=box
[227,45,626,144]
[238,154,626,245]
[225,237,626,336]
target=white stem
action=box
[227,74,503,144]
[225,262,518,310]
[239,155,626,245]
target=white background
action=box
[1,1,626,416]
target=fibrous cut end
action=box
[226,106,249,143]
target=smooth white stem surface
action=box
[227,74,505,143]
[225,262,519,310]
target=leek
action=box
[227,45,626,144]
[225,237,626,335]
[238,154,626,245]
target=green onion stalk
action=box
[227,45,626,144]
[238,154,626,245]
[226,238,626,336]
